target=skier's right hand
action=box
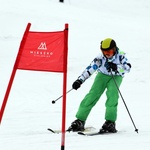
[72,79,82,90]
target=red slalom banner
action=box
[0,24,69,150]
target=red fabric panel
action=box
[17,31,65,72]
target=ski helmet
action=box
[100,38,116,51]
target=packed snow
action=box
[0,0,150,150]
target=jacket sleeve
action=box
[78,55,102,82]
[117,53,131,76]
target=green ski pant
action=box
[76,72,123,122]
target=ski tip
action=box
[78,132,86,135]
[47,128,55,133]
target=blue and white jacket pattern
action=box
[78,48,131,82]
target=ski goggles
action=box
[101,48,115,58]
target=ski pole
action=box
[110,70,138,133]
[51,88,73,104]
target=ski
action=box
[47,128,61,134]
[78,131,102,136]
[78,129,118,136]
[47,126,96,134]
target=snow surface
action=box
[0,0,150,149]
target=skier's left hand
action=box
[105,62,117,72]
[72,79,82,90]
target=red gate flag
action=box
[17,27,66,72]
[0,23,69,127]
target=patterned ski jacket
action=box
[78,48,131,82]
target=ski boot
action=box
[67,119,85,132]
[99,120,117,133]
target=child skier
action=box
[68,38,131,133]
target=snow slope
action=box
[0,0,150,150]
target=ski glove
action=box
[105,62,117,72]
[72,79,82,90]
